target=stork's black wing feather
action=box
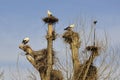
[64,27,70,30]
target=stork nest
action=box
[86,65,97,80]
[86,46,98,52]
[33,49,55,72]
[62,30,80,47]
[51,70,63,80]
[43,16,58,24]
[76,64,97,80]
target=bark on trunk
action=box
[46,23,53,80]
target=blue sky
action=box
[0,0,120,73]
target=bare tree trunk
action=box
[46,23,53,80]
[70,43,80,70]
[62,30,80,80]
[70,43,80,80]
[40,72,46,80]
[82,51,96,80]
[80,46,98,80]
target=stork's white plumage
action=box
[47,10,52,17]
[64,24,75,30]
[69,24,75,28]
[22,37,30,45]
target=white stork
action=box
[64,24,75,30]
[22,37,30,45]
[47,10,52,17]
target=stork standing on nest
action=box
[47,10,52,17]
[64,24,75,31]
[22,37,30,45]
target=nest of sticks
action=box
[62,30,80,48]
[86,46,98,52]
[75,64,97,80]
[86,46,99,56]
[50,70,63,80]
[33,49,55,72]
[34,49,63,80]
[85,65,97,80]
[43,16,58,24]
